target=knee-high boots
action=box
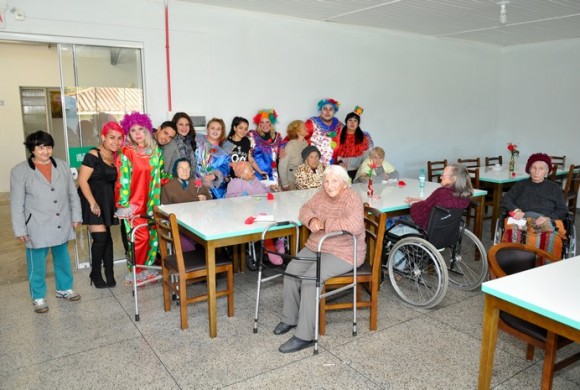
[103,229,116,287]
[90,232,108,289]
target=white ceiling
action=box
[181,0,580,46]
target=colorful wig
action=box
[120,112,153,135]
[101,121,124,138]
[317,98,340,112]
[253,109,278,125]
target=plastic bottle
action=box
[419,168,426,189]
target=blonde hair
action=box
[369,146,385,159]
[286,120,305,140]
[206,118,227,142]
[126,126,156,152]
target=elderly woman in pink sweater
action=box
[274,165,366,353]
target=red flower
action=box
[271,161,277,168]
[209,148,218,154]
[194,179,202,188]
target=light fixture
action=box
[497,0,509,24]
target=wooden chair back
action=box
[466,167,480,189]
[457,157,480,169]
[319,204,386,335]
[427,159,447,182]
[485,156,502,166]
[563,164,580,215]
[487,242,580,389]
[550,155,566,171]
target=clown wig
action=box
[253,109,278,125]
[120,112,153,135]
[317,98,340,112]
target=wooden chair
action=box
[153,206,234,330]
[487,243,580,388]
[319,204,386,335]
[485,156,502,167]
[563,164,580,216]
[457,157,480,169]
[427,159,447,182]
[550,155,566,171]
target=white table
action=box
[160,178,486,338]
[478,256,580,389]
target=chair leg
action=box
[178,274,188,330]
[526,344,535,361]
[541,332,558,390]
[319,286,327,336]
[227,266,234,317]
[162,268,171,312]
[369,283,378,331]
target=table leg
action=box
[206,242,217,338]
[474,194,484,240]
[490,183,504,240]
[541,332,557,390]
[478,295,500,390]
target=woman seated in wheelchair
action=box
[500,153,568,254]
[390,163,473,237]
[274,165,366,353]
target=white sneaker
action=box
[33,298,49,313]
[55,289,81,301]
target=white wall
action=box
[2,0,575,193]
[499,39,580,165]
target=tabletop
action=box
[159,178,486,241]
[478,166,569,184]
[481,255,580,330]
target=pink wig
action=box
[317,98,340,112]
[253,109,278,125]
[120,112,153,135]
[101,121,124,138]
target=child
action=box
[226,161,284,264]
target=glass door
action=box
[58,43,145,269]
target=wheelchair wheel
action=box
[440,228,488,291]
[564,224,576,259]
[387,237,448,308]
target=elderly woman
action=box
[161,158,211,252]
[294,145,326,190]
[78,121,124,288]
[354,146,398,183]
[274,165,366,353]
[278,120,308,191]
[335,107,374,180]
[10,131,82,313]
[501,153,567,225]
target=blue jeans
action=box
[26,243,74,299]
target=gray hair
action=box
[448,163,473,198]
[324,165,351,187]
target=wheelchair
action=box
[253,221,358,355]
[493,208,576,259]
[382,206,488,308]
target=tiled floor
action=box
[1,195,579,389]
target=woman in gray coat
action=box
[10,131,83,313]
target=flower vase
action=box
[367,178,374,198]
[509,155,515,172]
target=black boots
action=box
[103,230,116,287]
[90,232,108,289]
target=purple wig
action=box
[120,112,153,135]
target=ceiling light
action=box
[497,0,509,24]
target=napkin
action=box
[507,217,526,228]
